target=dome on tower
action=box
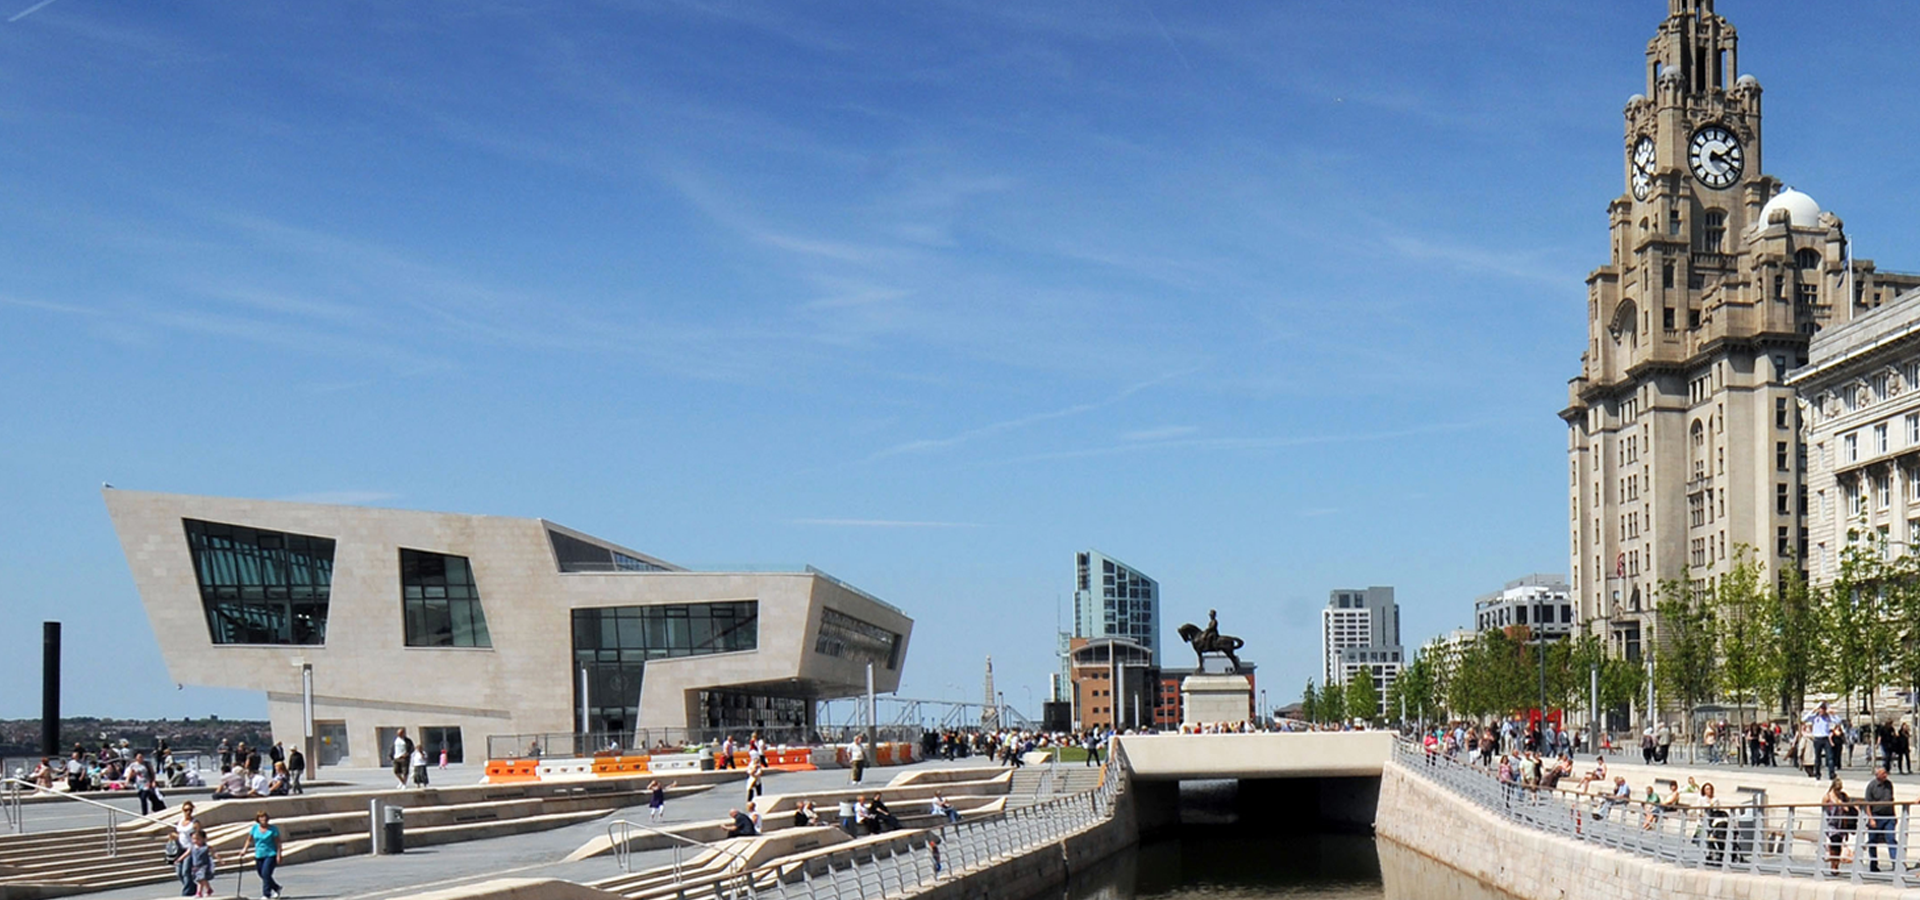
[1761,188,1821,228]
[1736,74,1759,88]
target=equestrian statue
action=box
[1176,609,1244,673]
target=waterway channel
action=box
[1055,832,1518,900]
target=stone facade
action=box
[1563,0,1920,663]
[103,489,912,767]
[1790,297,1920,586]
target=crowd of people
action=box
[1418,706,1920,874]
[23,738,308,806]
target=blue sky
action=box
[3,1,1919,721]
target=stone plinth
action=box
[1180,674,1252,725]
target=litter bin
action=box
[381,805,405,854]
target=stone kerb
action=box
[1376,756,1914,900]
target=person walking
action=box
[647,779,674,823]
[744,763,764,804]
[1823,777,1858,874]
[170,801,205,896]
[1865,766,1906,873]
[186,832,218,898]
[126,751,166,816]
[391,728,415,790]
[1806,703,1841,781]
[1656,722,1673,765]
[1900,724,1914,775]
[410,743,429,788]
[248,811,285,899]
[286,746,305,795]
[847,735,868,785]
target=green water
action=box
[1057,832,1515,900]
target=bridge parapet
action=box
[1115,732,1395,782]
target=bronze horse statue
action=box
[1177,613,1244,673]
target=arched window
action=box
[1691,420,1707,480]
[1796,248,1821,270]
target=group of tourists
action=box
[162,802,284,899]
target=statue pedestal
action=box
[1181,674,1252,726]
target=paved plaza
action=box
[30,758,1005,900]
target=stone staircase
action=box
[0,824,176,898]
[1007,764,1106,808]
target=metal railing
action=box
[1393,739,1920,886]
[607,819,753,879]
[1,777,176,853]
[608,743,1126,899]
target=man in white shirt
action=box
[214,766,249,799]
[392,729,415,790]
[1805,702,1841,781]
[125,752,165,815]
[248,769,271,798]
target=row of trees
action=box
[1360,536,1920,733]
[1298,669,1380,725]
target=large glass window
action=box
[400,549,492,648]
[183,519,334,645]
[549,530,668,573]
[814,608,902,671]
[571,601,758,736]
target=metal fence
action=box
[486,727,925,761]
[616,744,1124,899]
[1393,738,1920,886]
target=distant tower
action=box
[982,656,999,730]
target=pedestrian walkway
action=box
[65,758,1005,900]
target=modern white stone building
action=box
[1790,290,1920,585]
[1561,0,1920,660]
[1473,574,1574,640]
[103,489,912,767]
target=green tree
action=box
[1823,535,1890,718]
[1654,576,1715,740]
[1320,681,1346,725]
[1301,680,1320,725]
[1390,652,1439,724]
[1883,551,1920,719]
[1346,672,1381,724]
[1775,562,1820,717]
[1714,547,1776,732]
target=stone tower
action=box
[1561,0,1920,663]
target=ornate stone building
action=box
[1562,0,1920,660]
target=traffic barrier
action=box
[484,759,540,783]
[590,755,650,776]
[536,758,597,779]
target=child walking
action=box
[187,832,217,897]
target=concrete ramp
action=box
[1116,732,1395,781]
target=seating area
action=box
[0,773,731,899]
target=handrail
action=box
[1,776,178,831]
[602,817,759,879]
[1395,738,1920,886]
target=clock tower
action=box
[1561,0,1920,673]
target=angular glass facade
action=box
[183,519,334,645]
[400,549,492,648]
[814,608,901,671]
[571,601,758,735]
[549,530,668,573]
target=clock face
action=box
[1630,136,1656,201]
[1688,125,1744,189]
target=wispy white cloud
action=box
[7,0,63,23]
[275,490,398,506]
[866,367,1201,462]
[791,518,982,529]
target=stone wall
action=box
[899,789,1138,900]
[1376,758,1913,900]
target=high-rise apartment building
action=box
[1072,550,1160,660]
[1321,587,1401,713]
[1562,0,1920,659]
